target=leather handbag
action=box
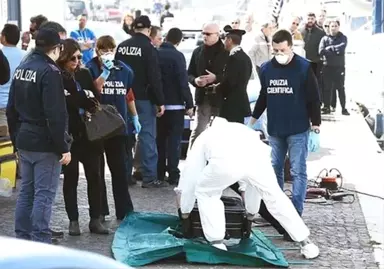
[83,103,125,142]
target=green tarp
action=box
[112,212,288,267]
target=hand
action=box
[156,105,165,117]
[194,77,207,87]
[132,115,142,133]
[186,108,194,118]
[247,117,257,129]
[102,59,114,70]
[308,130,320,152]
[200,69,216,84]
[60,152,71,166]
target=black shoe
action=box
[127,176,137,186]
[168,177,179,185]
[321,107,331,114]
[132,171,143,181]
[142,180,168,188]
[68,221,81,236]
[50,229,64,238]
[342,109,350,116]
[89,219,109,234]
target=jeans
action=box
[63,142,103,221]
[269,131,309,215]
[135,100,158,183]
[15,150,61,243]
[100,135,134,220]
[156,110,184,181]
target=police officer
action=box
[115,15,166,188]
[6,28,72,244]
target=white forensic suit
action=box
[175,117,319,259]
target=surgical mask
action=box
[100,53,114,63]
[275,54,290,65]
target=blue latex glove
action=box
[308,131,320,152]
[100,68,110,80]
[102,59,114,70]
[132,115,141,134]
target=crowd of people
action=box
[0,6,350,260]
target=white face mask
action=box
[275,54,290,65]
[100,53,114,63]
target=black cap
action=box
[35,28,61,48]
[223,25,246,37]
[132,15,151,29]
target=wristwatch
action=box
[312,128,320,134]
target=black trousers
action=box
[63,142,103,221]
[157,110,185,181]
[310,61,323,102]
[229,183,286,235]
[322,66,346,109]
[100,135,134,220]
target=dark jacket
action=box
[158,42,193,109]
[86,57,135,136]
[6,49,71,154]
[160,11,174,27]
[62,68,102,153]
[300,26,325,63]
[123,24,135,36]
[115,33,164,106]
[0,49,10,85]
[252,54,321,137]
[319,32,347,67]
[187,40,228,107]
[218,48,252,122]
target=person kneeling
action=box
[175,117,319,259]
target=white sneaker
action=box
[300,243,320,259]
[212,243,227,251]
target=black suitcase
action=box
[188,196,251,240]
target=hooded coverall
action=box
[175,117,310,243]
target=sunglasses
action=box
[70,55,83,62]
[202,32,217,36]
[292,22,299,26]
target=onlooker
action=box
[21,15,48,51]
[157,28,194,185]
[122,13,135,36]
[150,26,163,48]
[248,21,273,75]
[316,9,327,30]
[21,21,67,65]
[0,24,25,135]
[300,12,325,81]
[289,17,305,57]
[231,18,241,29]
[160,3,174,27]
[187,22,228,149]
[70,14,96,64]
[115,16,166,188]
[7,29,72,243]
[86,35,138,220]
[57,39,109,235]
[0,50,10,85]
[248,29,321,217]
[319,19,349,115]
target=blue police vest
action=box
[261,55,310,137]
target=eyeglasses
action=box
[70,55,83,62]
[324,25,329,28]
[232,21,239,24]
[292,22,299,26]
[202,32,217,36]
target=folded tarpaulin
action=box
[112,212,288,267]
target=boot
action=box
[89,218,109,234]
[69,221,80,236]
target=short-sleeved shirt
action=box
[70,28,96,64]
